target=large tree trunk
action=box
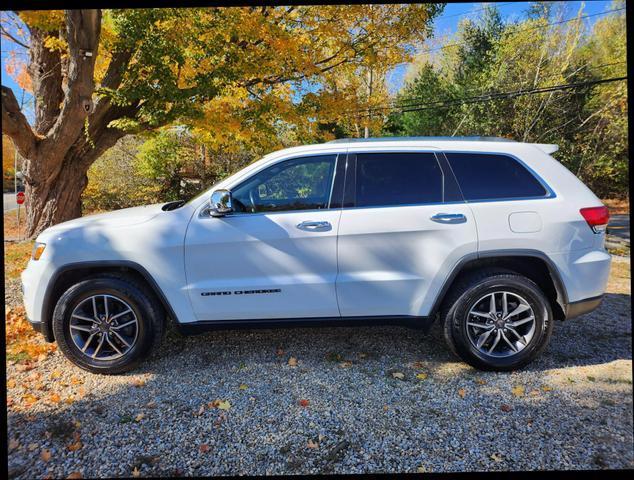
[25,158,88,235]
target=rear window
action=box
[355,153,443,207]
[446,152,548,201]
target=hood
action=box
[39,203,166,238]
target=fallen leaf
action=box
[307,439,319,449]
[70,376,83,386]
[50,370,62,379]
[383,405,389,411]
[416,373,428,380]
[392,372,405,379]
[132,466,141,478]
[238,384,248,390]
[41,449,52,462]
[7,379,16,388]
[501,404,512,412]
[67,441,82,452]
[529,389,540,396]
[458,388,466,398]
[299,399,310,407]
[197,405,205,416]
[22,393,38,407]
[73,420,82,429]
[66,472,83,479]
[64,396,75,405]
[475,378,487,385]
[217,400,231,410]
[37,353,47,362]
[417,465,427,473]
[135,413,145,422]
[288,357,298,367]
[132,378,146,387]
[542,385,553,392]
[8,438,19,451]
[49,393,61,404]
[199,444,210,453]
[28,442,38,451]
[339,361,353,368]
[490,453,503,463]
[511,385,525,397]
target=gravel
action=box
[6,256,633,477]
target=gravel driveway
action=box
[6,256,632,477]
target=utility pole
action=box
[14,88,25,240]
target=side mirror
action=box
[210,189,233,217]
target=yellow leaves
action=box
[7,379,17,389]
[43,35,68,54]
[287,357,298,367]
[217,400,231,411]
[19,11,64,32]
[22,393,38,407]
[135,413,145,422]
[207,399,231,411]
[49,393,61,404]
[238,384,248,390]
[542,385,553,392]
[511,385,525,397]
[415,373,428,381]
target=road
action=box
[4,192,18,212]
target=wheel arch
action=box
[41,261,178,342]
[430,250,568,321]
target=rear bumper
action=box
[564,295,604,320]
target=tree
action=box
[1,5,443,237]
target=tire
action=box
[52,275,164,374]
[442,268,553,371]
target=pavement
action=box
[4,192,19,212]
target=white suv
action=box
[21,137,612,374]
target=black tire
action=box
[52,275,164,374]
[442,268,553,371]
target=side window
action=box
[355,153,443,207]
[446,152,548,201]
[232,155,337,213]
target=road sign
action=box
[16,191,25,205]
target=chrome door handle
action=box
[430,213,467,224]
[296,220,332,231]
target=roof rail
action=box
[326,136,517,143]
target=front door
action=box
[185,154,343,321]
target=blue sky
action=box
[0,1,617,123]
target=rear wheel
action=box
[52,275,164,374]
[442,269,553,371]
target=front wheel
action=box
[52,275,164,374]
[442,269,553,371]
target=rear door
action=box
[335,148,478,318]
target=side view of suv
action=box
[21,137,611,374]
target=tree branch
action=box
[1,84,39,158]
[0,24,30,49]
[42,9,101,157]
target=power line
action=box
[414,6,626,57]
[354,76,627,118]
[381,61,628,112]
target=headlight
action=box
[32,242,46,261]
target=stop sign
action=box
[16,191,25,205]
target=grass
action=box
[3,207,27,241]
[4,241,33,280]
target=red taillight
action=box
[580,206,610,233]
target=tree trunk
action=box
[25,156,89,237]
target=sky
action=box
[0,1,618,124]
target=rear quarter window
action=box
[445,152,548,201]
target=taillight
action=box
[580,206,610,233]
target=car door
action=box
[336,148,478,318]
[185,153,344,321]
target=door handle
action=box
[430,213,467,224]
[296,220,332,231]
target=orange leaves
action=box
[6,303,56,364]
[199,444,211,453]
[298,399,310,407]
[457,388,466,398]
[4,51,32,92]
